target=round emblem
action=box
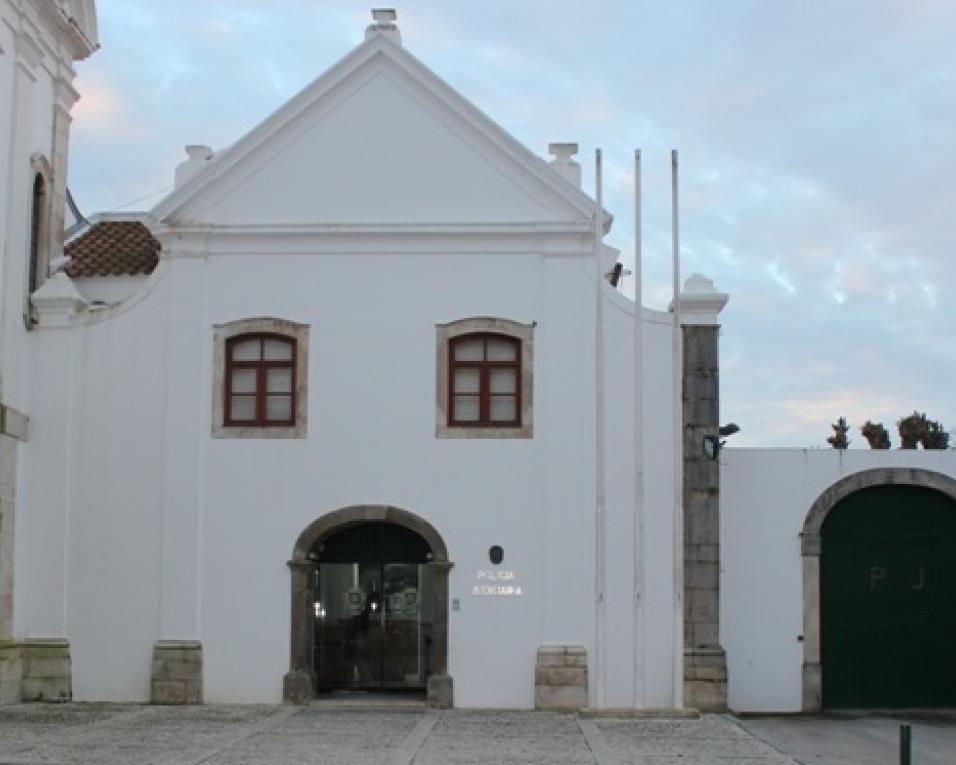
[388,587,418,616]
[343,587,367,615]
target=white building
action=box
[0,0,98,705]
[2,5,954,712]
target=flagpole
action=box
[671,148,685,709]
[593,148,607,710]
[633,149,646,708]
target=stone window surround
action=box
[26,154,52,328]
[212,317,309,439]
[436,317,534,439]
[799,467,956,712]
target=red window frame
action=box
[448,333,521,427]
[224,333,296,426]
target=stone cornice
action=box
[670,273,730,327]
[31,272,89,328]
[150,222,595,258]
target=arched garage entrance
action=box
[283,506,453,707]
[801,469,956,711]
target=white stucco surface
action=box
[721,448,956,713]
[73,276,148,304]
[22,247,683,708]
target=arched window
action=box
[28,173,45,296]
[224,333,296,426]
[448,333,521,426]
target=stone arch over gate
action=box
[799,468,956,712]
[282,505,454,707]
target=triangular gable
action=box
[152,33,608,230]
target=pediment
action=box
[153,36,600,231]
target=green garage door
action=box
[822,485,956,708]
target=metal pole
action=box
[633,148,646,709]
[671,148,684,709]
[900,724,911,765]
[593,148,607,709]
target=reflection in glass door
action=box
[313,559,433,690]
[314,563,383,687]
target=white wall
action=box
[74,276,148,304]
[603,285,680,709]
[1,0,95,652]
[721,447,956,712]
[22,239,685,707]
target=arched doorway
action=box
[801,469,956,711]
[283,506,453,707]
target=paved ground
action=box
[0,704,952,764]
[737,711,956,765]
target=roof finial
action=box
[366,8,401,45]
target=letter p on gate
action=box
[869,565,887,591]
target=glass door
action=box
[382,563,430,688]
[314,563,383,688]
[314,562,433,690]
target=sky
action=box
[67,0,956,448]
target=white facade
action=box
[4,6,954,713]
[16,16,695,708]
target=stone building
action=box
[2,5,954,712]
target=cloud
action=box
[71,76,147,141]
[67,0,956,447]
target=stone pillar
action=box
[282,560,316,704]
[0,406,28,705]
[426,561,453,708]
[0,642,21,705]
[20,638,71,702]
[47,78,79,270]
[150,640,202,704]
[534,645,588,710]
[678,275,729,711]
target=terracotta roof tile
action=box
[65,221,160,277]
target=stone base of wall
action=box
[282,669,314,704]
[801,662,822,713]
[534,644,587,711]
[426,672,453,709]
[0,641,22,705]
[150,640,202,704]
[684,647,727,711]
[20,639,71,702]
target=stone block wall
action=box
[20,639,71,702]
[682,325,728,711]
[0,641,22,704]
[534,644,587,710]
[151,640,202,704]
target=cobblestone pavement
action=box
[7,702,925,765]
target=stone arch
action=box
[283,505,454,707]
[799,468,956,711]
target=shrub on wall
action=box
[860,421,891,449]
[827,417,850,449]
[896,411,950,450]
